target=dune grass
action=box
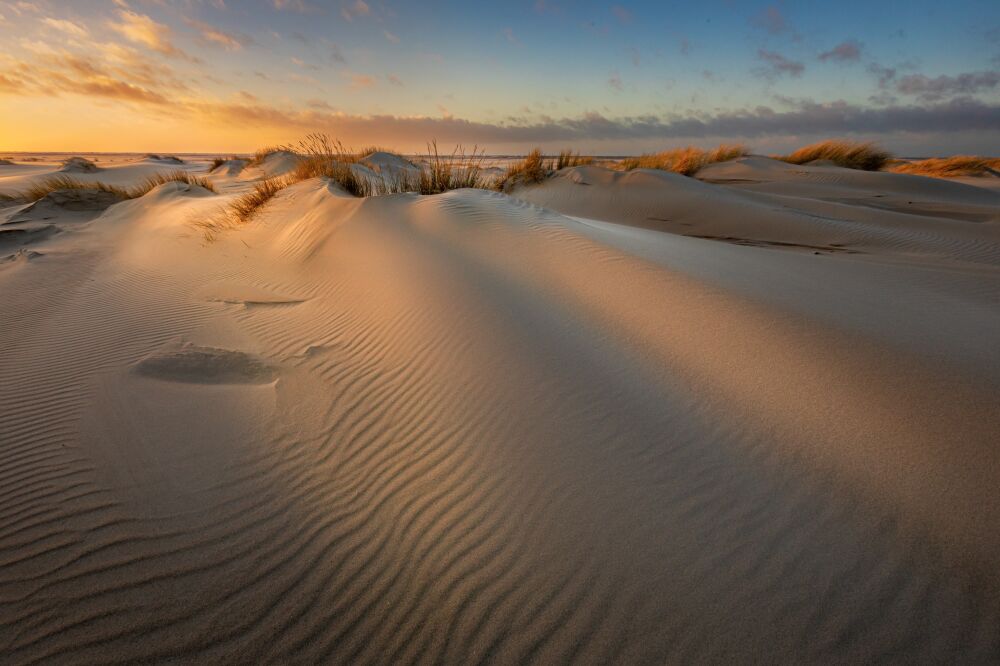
[619,144,748,176]
[17,171,215,202]
[249,145,285,166]
[556,150,594,170]
[413,141,490,194]
[888,156,1000,178]
[288,134,489,195]
[495,149,548,190]
[193,176,291,241]
[776,140,892,171]
[495,148,596,190]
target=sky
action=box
[1,0,998,154]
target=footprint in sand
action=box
[133,344,277,384]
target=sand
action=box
[1,155,999,663]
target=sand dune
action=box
[1,159,999,663]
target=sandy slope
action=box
[1,160,999,664]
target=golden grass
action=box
[18,171,215,202]
[413,141,490,194]
[495,148,596,190]
[249,145,284,166]
[193,176,290,241]
[556,149,594,170]
[619,144,748,176]
[887,156,1000,178]
[209,155,243,170]
[495,148,548,191]
[288,134,488,196]
[776,140,892,171]
[288,134,379,196]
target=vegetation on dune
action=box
[619,144,748,176]
[494,147,594,190]
[414,141,490,193]
[289,134,489,195]
[776,140,892,171]
[14,171,215,203]
[249,145,285,166]
[888,156,1000,178]
[556,149,594,170]
[496,148,548,191]
[209,155,244,170]
[195,135,994,241]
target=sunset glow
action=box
[2,0,998,153]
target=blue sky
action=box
[1,0,998,153]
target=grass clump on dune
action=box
[18,171,214,202]
[495,148,595,190]
[193,176,290,241]
[496,148,548,191]
[556,149,594,170]
[209,155,243,170]
[619,144,748,176]
[289,134,489,196]
[776,140,892,171]
[289,134,380,196]
[414,141,490,194]
[226,176,288,223]
[888,156,1000,178]
[249,145,285,166]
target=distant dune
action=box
[1,149,999,663]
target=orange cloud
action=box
[349,74,375,89]
[41,18,88,37]
[108,9,190,60]
[183,18,245,51]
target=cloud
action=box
[183,97,1000,147]
[290,56,319,70]
[386,73,403,86]
[108,9,188,59]
[184,18,247,50]
[383,30,399,43]
[756,49,804,78]
[818,40,862,62]
[0,48,178,106]
[272,0,316,12]
[348,73,375,89]
[895,71,1000,102]
[307,98,334,110]
[42,18,88,38]
[341,0,369,21]
[323,39,347,64]
[750,5,787,34]
[611,5,632,24]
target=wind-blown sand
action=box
[1,155,999,663]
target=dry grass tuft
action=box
[18,171,214,202]
[193,176,289,241]
[496,148,549,190]
[249,145,284,166]
[888,156,1000,178]
[209,155,244,171]
[776,140,892,171]
[556,150,594,170]
[288,134,377,196]
[619,144,748,176]
[287,134,489,196]
[414,141,490,194]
